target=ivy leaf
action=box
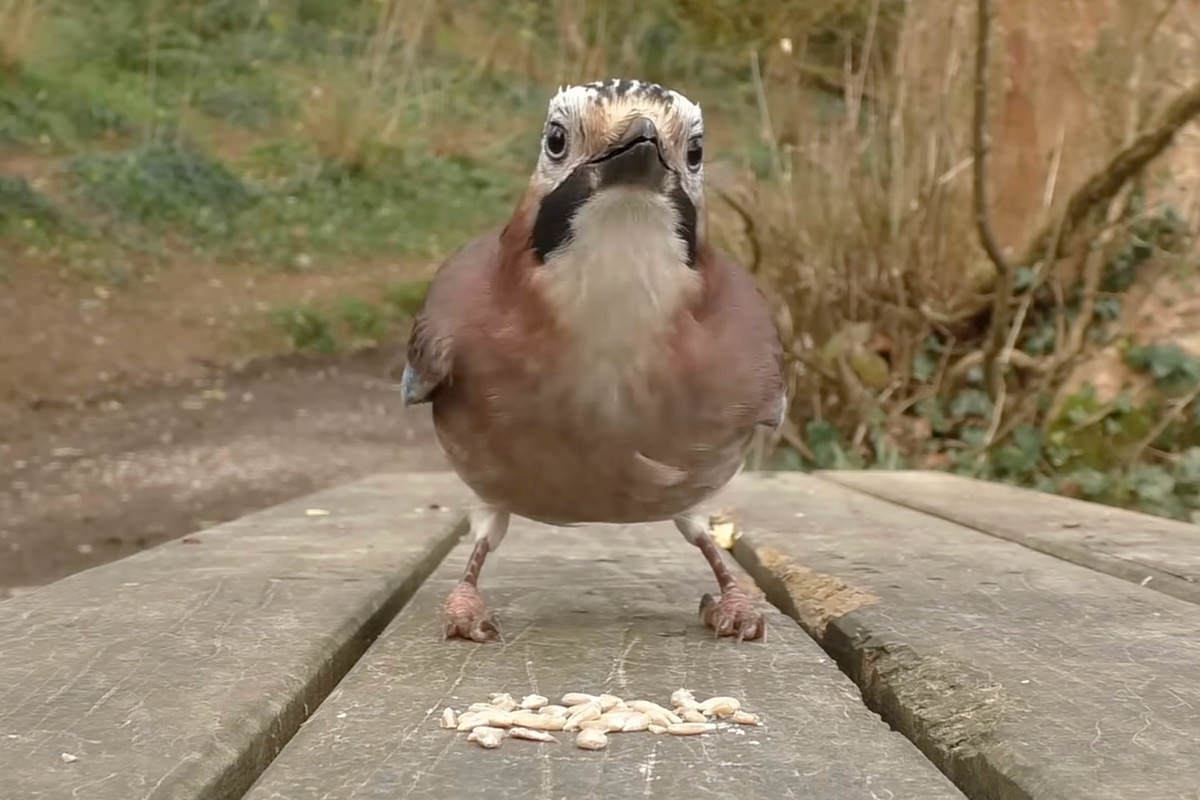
[915,397,952,435]
[1125,344,1200,389]
[950,389,993,420]
[1177,448,1200,486]
[992,424,1042,478]
[1128,465,1176,505]
[1094,297,1121,321]
[960,425,988,449]
[1021,321,1056,356]
[913,348,937,382]
[1014,266,1037,291]
[805,420,855,469]
[1064,467,1111,499]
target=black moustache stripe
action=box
[532,168,593,261]
[669,182,698,267]
[532,170,698,268]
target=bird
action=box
[402,79,785,642]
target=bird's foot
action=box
[699,587,766,642]
[442,581,501,642]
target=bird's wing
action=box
[696,246,787,431]
[401,315,450,406]
[401,232,501,406]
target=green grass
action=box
[337,296,384,340]
[233,146,521,264]
[61,138,520,266]
[269,303,337,353]
[0,174,64,232]
[384,279,430,319]
[269,287,426,354]
[70,141,253,227]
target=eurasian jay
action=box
[403,79,785,642]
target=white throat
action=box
[533,187,700,417]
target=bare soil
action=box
[0,348,446,598]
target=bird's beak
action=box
[589,116,668,191]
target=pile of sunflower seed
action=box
[441,688,761,750]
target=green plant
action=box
[270,304,337,353]
[338,296,384,340]
[1125,344,1200,391]
[384,279,430,318]
[0,175,63,231]
[70,141,253,231]
[0,0,42,77]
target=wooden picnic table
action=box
[1,470,1198,799]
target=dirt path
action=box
[0,349,446,598]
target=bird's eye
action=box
[545,123,568,160]
[686,136,703,170]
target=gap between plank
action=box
[731,534,1030,800]
[815,472,1200,606]
[217,515,468,800]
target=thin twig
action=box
[972,0,1016,404]
[1020,78,1200,267]
[778,421,816,461]
[1126,383,1200,468]
[714,188,762,274]
[750,50,785,179]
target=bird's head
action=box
[521,79,705,267]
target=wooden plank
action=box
[245,508,963,799]
[822,470,1200,604]
[725,473,1200,800]
[0,473,468,800]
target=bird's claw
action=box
[442,581,502,643]
[699,588,766,642]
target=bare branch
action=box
[973,0,1016,402]
[1021,78,1200,267]
[972,0,1014,280]
[714,188,762,274]
[1126,383,1200,468]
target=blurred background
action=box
[1,0,1199,595]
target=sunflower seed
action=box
[627,700,682,725]
[563,700,602,731]
[574,728,608,750]
[666,722,715,735]
[600,709,642,728]
[597,693,624,711]
[488,693,518,712]
[579,718,616,732]
[519,694,549,710]
[671,688,699,710]
[698,696,741,717]
[732,710,762,726]
[508,726,558,743]
[440,707,458,729]
[562,692,598,706]
[457,710,514,731]
[510,711,564,731]
[615,711,651,732]
[467,726,505,749]
[681,709,708,723]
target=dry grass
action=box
[720,1,985,445]
[0,0,42,77]
[301,0,435,172]
[715,0,1200,471]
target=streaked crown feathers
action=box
[545,79,702,153]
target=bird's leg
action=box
[674,513,766,641]
[443,506,509,643]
